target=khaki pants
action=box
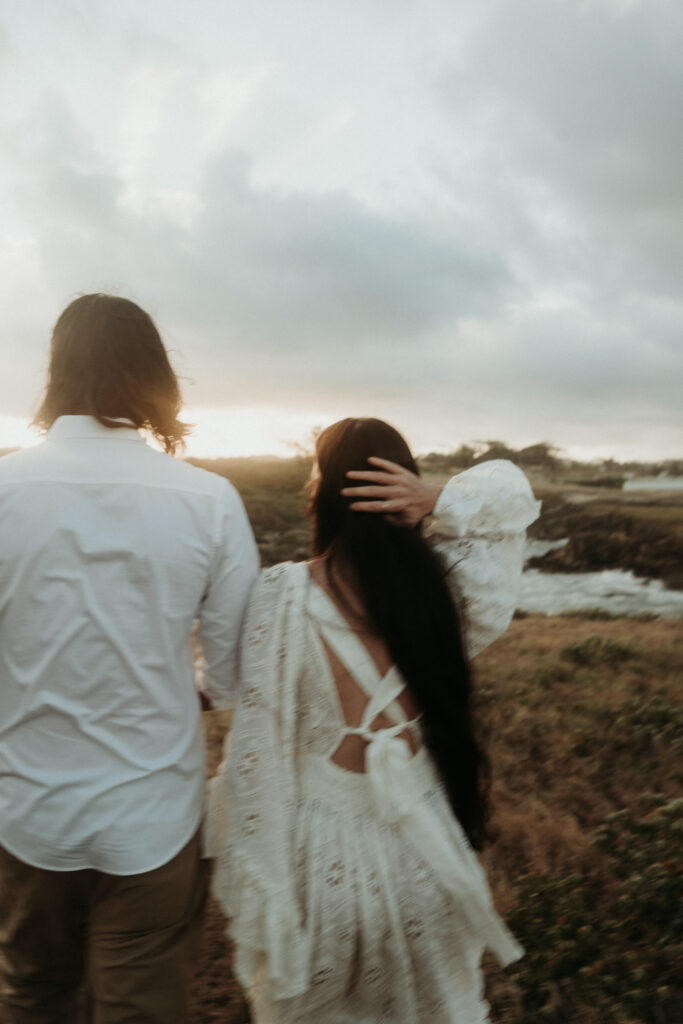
[0,831,208,1024]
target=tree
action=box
[517,443,561,469]
[473,440,519,464]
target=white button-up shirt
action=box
[0,416,259,874]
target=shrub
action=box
[560,635,634,667]
[562,608,620,621]
[570,696,683,762]
[530,660,573,689]
[502,796,682,1022]
[571,476,626,489]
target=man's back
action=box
[0,294,260,1023]
[0,416,258,875]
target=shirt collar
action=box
[47,416,144,442]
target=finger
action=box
[341,485,402,498]
[348,500,400,513]
[366,456,409,474]
[345,469,399,483]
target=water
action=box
[518,568,683,618]
[519,536,683,618]
[525,538,570,559]
[622,476,683,492]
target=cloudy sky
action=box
[1,0,681,459]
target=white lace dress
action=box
[205,460,540,1024]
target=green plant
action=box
[562,608,620,621]
[530,659,573,689]
[571,476,626,489]
[560,635,634,667]
[570,696,683,762]
[503,796,682,1022]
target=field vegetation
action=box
[476,616,682,1023]
[193,616,682,1023]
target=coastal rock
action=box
[528,503,683,589]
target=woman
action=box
[206,418,540,1023]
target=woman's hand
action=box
[341,457,443,527]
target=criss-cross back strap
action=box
[354,674,420,736]
[307,578,409,728]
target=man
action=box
[0,294,259,1022]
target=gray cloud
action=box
[0,0,681,459]
[3,92,511,408]
[437,0,683,295]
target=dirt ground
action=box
[189,712,250,1023]
[189,897,250,1024]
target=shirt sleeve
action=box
[204,566,311,1000]
[196,480,260,709]
[431,460,541,658]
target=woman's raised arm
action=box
[343,458,540,657]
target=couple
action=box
[0,295,539,1023]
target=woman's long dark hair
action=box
[309,417,489,848]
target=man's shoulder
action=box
[0,441,239,504]
[0,445,48,481]
[147,451,239,500]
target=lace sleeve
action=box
[204,564,311,1001]
[431,460,541,658]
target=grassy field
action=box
[577,501,683,531]
[475,616,682,1023]
[192,615,683,1024]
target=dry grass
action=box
[586,501,683,530]
[476,617,682,1021]
[191,616,682,1022]
[478,616,681,871]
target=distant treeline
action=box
[419,441,683,478]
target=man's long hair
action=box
[33,294,189,454]
[309,417,489,848]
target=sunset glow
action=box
[0,417,41,451]
[182,407,326,459]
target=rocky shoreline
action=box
[527,495,683,590]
